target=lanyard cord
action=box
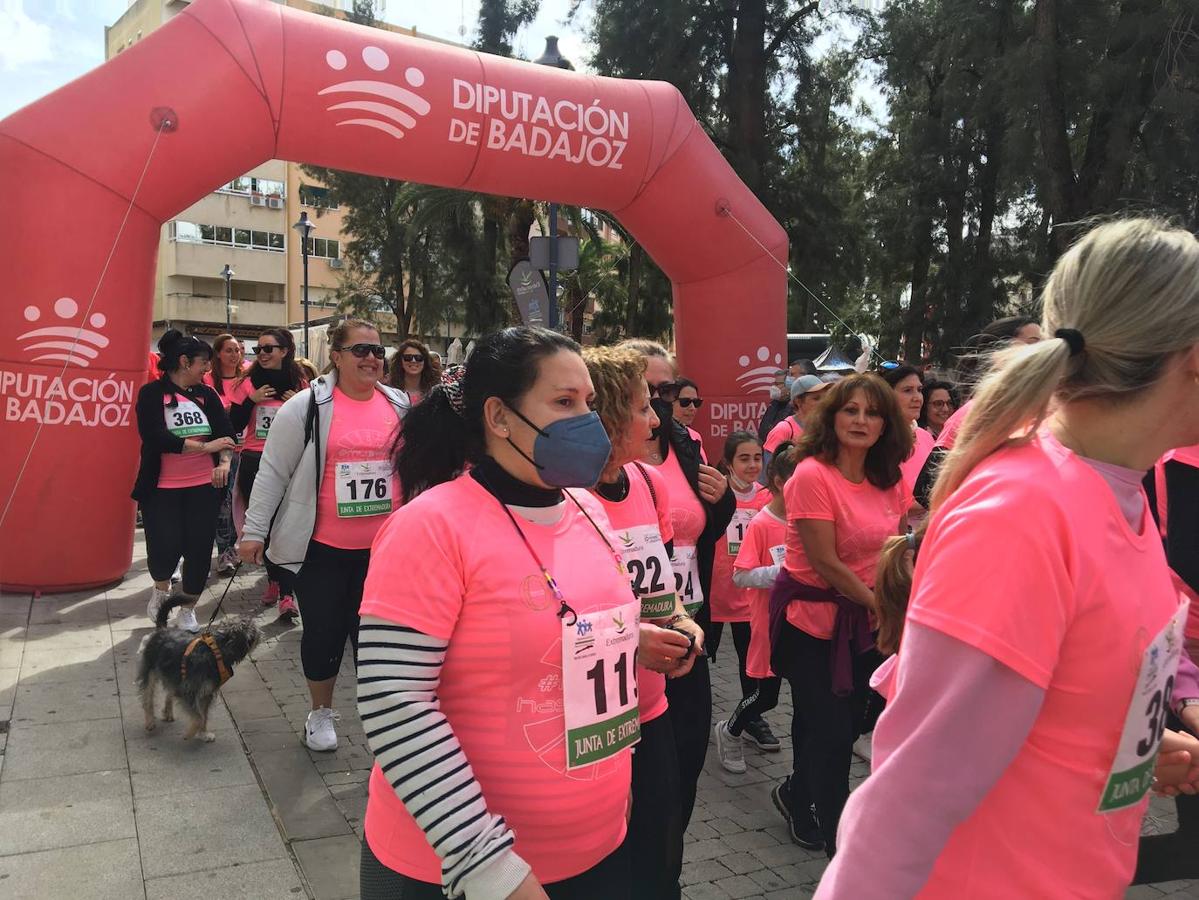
[475,472,627,626]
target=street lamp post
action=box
[220,264,235,331]
[292,212,315,357]
[534,37,574,332]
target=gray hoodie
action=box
[241,370,410,572]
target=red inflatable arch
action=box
[0,0,786,592]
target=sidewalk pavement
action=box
[0,533,1194,899]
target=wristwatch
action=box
[1180,698,1199,710]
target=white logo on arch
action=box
[736,345,783,396]
[19,298,109,368]
[321,45,429,140]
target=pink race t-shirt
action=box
[764,417,801,454]
[782,457,908,639]
[734,506,786,679]
[232,377,301,453]
[312,388,401,550]
[900,425,935,499]
[591,461,674,725]
[653,449,704,547]
[158,392,216,489]
[203,371,243,411]
[900,431,1184,898]
[710,485,771,622]
[360,475,633,885]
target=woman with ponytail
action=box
[133,330,235,632]
[357,328,636,899]
[818,218,1199,899]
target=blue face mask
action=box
[506,405,613,488]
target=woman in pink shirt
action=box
[878,364,933,514]
[134,331,235,633]
[818,218,1199,899]
[617,338,735,838]
[769,373,912,856]
[230,328,306,616]
[239,321,407,754]
[204,333,246,576]
[357,327,636,900]
[584,345,704,900]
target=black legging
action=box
[293,541,369,681]
[777,623,881,855]
[238,450,293,588]
[728,676,783,737]
[664,653,710,833]
[1134,711,1199,884]
[141,484,221,596]
[628,712,684,900]
[706,620,755,697]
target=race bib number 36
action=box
[562,599,641,770]
[255,403,278,439]
[335,460,393,517]
[1098,603,1188,813]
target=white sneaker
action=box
[170,562,183,584]
[175,606,200,633]
[216,547,238,576]
[853,733,873,762]
[714,719,746,774]
[146,587,171,622]
[304,707,340,752]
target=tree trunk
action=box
[625,243,644,338]
[726,0,769,195]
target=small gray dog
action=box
[137,595,260,742]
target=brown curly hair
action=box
[388,338,439,395]
[582,346,648,446]
[796,373,912,489]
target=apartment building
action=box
[104,0,454,350]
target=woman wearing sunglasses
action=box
[231,327,308,615]
[387,339,438,404]
[618,338,735,847]
[241,320,408,753]
[672,377,704,443]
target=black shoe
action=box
[742,717,781,752]
[771,780,824,851]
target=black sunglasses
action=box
[252,344,280,354]
[400,353,424,363]
[338,343,386,359]
[649,381,681,401]
[676,397,704,408]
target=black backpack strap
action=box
[631,462,658,507]
[304,388,321,486]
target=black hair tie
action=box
[1054,328,1085,357]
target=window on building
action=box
[218,176,284,197]
[170,220,284,253]
[299,184,339,210]
[309,238,341,260]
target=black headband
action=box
[1054,328,1085,357]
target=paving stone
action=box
[250,743,352,841]
[145,858,306,900]
[3,717,126,780]
[10,677,121,725]
[136,783,289,878]
[293,834,362,900]
[718,852,765,876]
[0,837,143,898]
[680,858,733,886]
[18,644,115,684]
[715,874,764,898]
[0,769,135,856]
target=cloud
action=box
[0,0,54,71]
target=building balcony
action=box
[167,241,286,285]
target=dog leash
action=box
[206,560,243,627]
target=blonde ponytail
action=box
[932,218,1199,510]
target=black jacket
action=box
[654,417,736,621]
[131,377,234,503]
